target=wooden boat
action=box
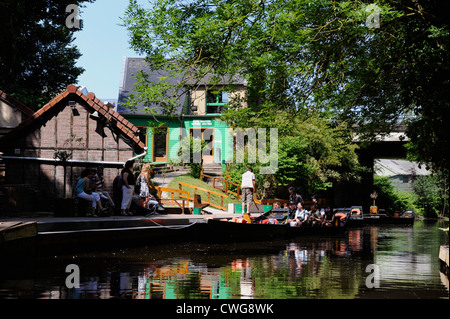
[342,206,415,226]
[202,209,347,242]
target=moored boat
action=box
[202,208,347,242]
[342,206,415,226]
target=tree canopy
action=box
[123,0,449,173]
[0,0,93,109]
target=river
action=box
[0,220,448,299]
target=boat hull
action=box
[201,219,346,242]
[347,214,415,226]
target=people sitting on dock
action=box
[289,202,309,227]
[93,165,115,208]
[75,168,108,216]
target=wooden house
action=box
[117,57,247,167]
[0,84,145,213]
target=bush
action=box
[413,173,448,218]
[177,136,208,179]
[373,176,409,213]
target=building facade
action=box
[117,57,247,166]
[0,85,145,213]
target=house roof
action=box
[374,159,431,177]
[0,84,145,152]
[117,57,247,116]
[0,89,35,116]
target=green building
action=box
[117,57,247,166]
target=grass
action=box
[167,174,240,209]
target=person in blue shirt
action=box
[75,168,107,216]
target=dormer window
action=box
[206,90,228,114]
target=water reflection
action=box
[0,221,448,299]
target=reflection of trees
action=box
[248,240,366,299]
[140,233,372,299]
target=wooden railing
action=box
[200,171,242,200]
[178,181,229,211]
[149,185,191,214]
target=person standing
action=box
[241,167,256,216]
[288,187,303,206]
[121,160,135,216]
[137,163,159,210]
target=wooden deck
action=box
[0,221,37,244]
[439,244,449,276]
[0,211,258,255]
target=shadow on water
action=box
[0,220,448,299]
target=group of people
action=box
[74,161,162,217]
[74,165,114,216]
[119,160,161,216]
[240,167,336,227]
[285,201,334,227]
[286,187,335,227]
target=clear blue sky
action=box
[73,0,145,100]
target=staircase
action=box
[201,163,224,188]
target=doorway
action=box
[190,128,214,163]
[153,127,168,162]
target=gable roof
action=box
[117,57,247,116]
[118,57,187,116]
[0,84,145,152]
[0,89,35,117]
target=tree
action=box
[224,114,365,199]
[122,0,449,172]
[0,0,93,109]
[413,172,449,218]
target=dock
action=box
[0,210,257,255]
[439,244,449,276]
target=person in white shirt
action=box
[289,202,310,227]
[241,167,256,215]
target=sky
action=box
[73,0,145,100]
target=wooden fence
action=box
[149,185,191,214]
[178,181,229,211]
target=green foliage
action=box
[177,136,208,179]
[372,176,409,214]
[122,0,449,172]
[0,0,92,109]
[226,115,365,199]
[412,172,449,218]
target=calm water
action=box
[1,220,448,299]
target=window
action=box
[137,126,148,148]
[206,90,228,114]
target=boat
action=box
[202,208,347,242]
[342,206,415,226]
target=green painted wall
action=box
[125,116,233,164]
